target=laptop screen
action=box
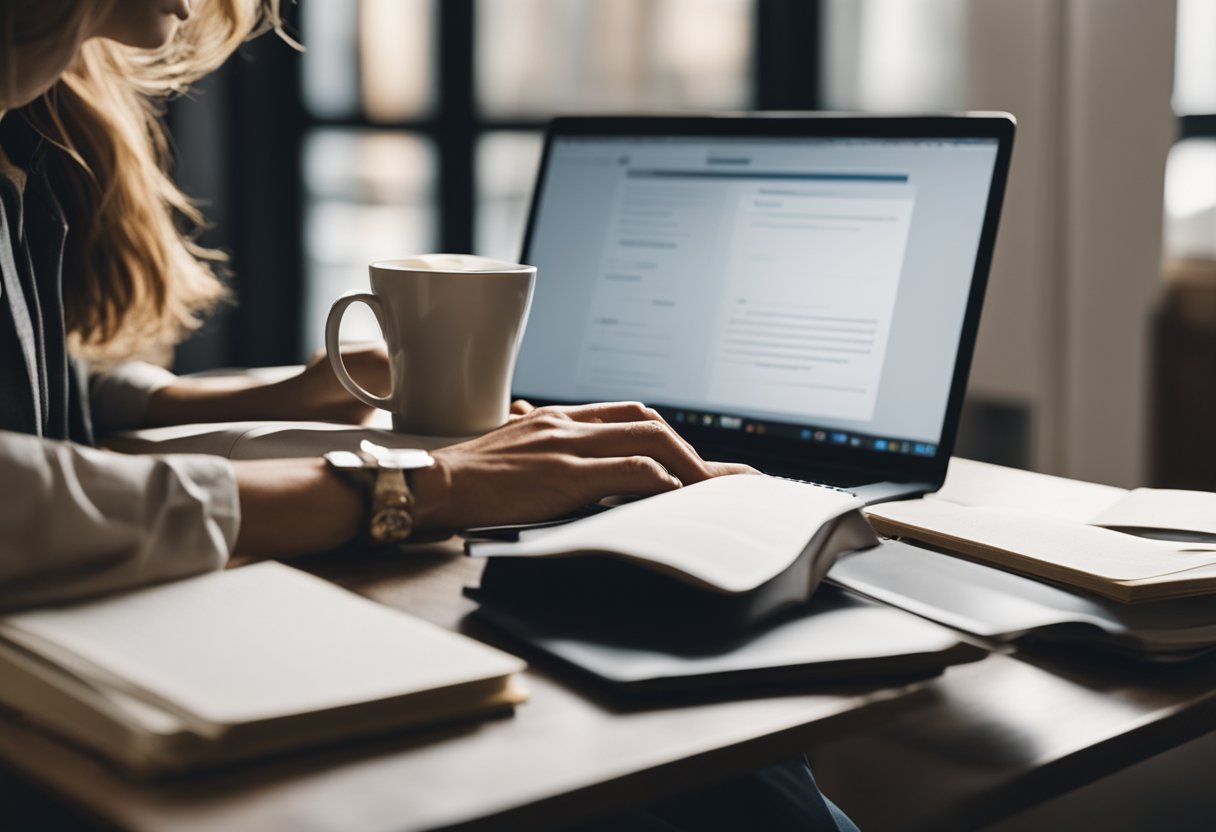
[515,125,1003,465]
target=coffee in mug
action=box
[325,254,536,435]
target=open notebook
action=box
[468,475,879,635]
[465,476,983,694]
[0,563,526,778]
[864,459,1216,603]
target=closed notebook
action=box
[864,459,1216,603]
[467,475,880,636]
[471,585,986,699]
[831,540,1216,660]
[0,562,526,778]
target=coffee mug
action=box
[325,254,536,436]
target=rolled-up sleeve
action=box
[89,361,179,436]
[0,429,239,612]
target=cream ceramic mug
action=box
[325,254,536,435]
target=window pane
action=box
[476,132,545,261]
[302,130,437,350]
[821,0,967,111]
[301,0,360,118]
[360,0,435,121]
[1174,0,1216,115]
[1164,139,1216,261]
[476,0,753,116]
[301,0,434,121]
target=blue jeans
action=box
[575,756,859,831]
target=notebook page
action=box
[1089,488,1216,537]
[932,458,1127,522]
[470,475,869,594]
[868,499,1216,582]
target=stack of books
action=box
[833,459,1216,659]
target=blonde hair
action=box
[4,0,284,361]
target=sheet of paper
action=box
[1089,488,1216,537]
[931,458,1127,522]
[0,563,524,730]
[471,475,868,594]
[867,499,1216,582]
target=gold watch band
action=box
[324,446,429,545]
[369,466,415,543]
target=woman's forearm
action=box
[143,346,390,428]
[144,378,282,427]
[232,458,364,559]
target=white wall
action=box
[965,0,1176,486]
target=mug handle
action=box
[325,291,394,409]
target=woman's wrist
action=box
[410,454,454,533]
[316,450,455,542]
[233,458,364,559]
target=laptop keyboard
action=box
[765,473,862,496]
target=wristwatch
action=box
[324,441,435,544]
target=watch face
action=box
[325,450,365,469]
[359,441,435,470]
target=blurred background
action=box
[166,0,1215,491]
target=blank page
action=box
[932,458,1127,522]
[1090,488,1216,537]
[471,475,868,594]
[868,499,1216,582]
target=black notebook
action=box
[468,585,985,699]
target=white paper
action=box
[931,458,1127,522]
[1090,488,1216,536]
[868,499,1216,582]
[471,475,869,594]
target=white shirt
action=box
[0,362,239,612]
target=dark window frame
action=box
[1179,113,1216,141]
[170,0,821,370]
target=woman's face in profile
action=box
[99,0,193,50]
[1,0,192,111]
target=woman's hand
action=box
[144,344,391,427]
[230,401,755,559]
[271,345,390,424]
[411,401,757,532]
[509,399,536,419]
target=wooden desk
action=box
[0,543,925,832]
[3,544,1216,831]
[807,644,1216,831]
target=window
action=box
[820,0,967,112]
[1165,0,1216,262]
[297,0,758,353]
[170,0,822,367]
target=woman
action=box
[0,0,752,609]
[0,2,856,829]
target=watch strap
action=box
[369,466,415,543]
[324,449,418,545]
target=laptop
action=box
[511,114,1015,504]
